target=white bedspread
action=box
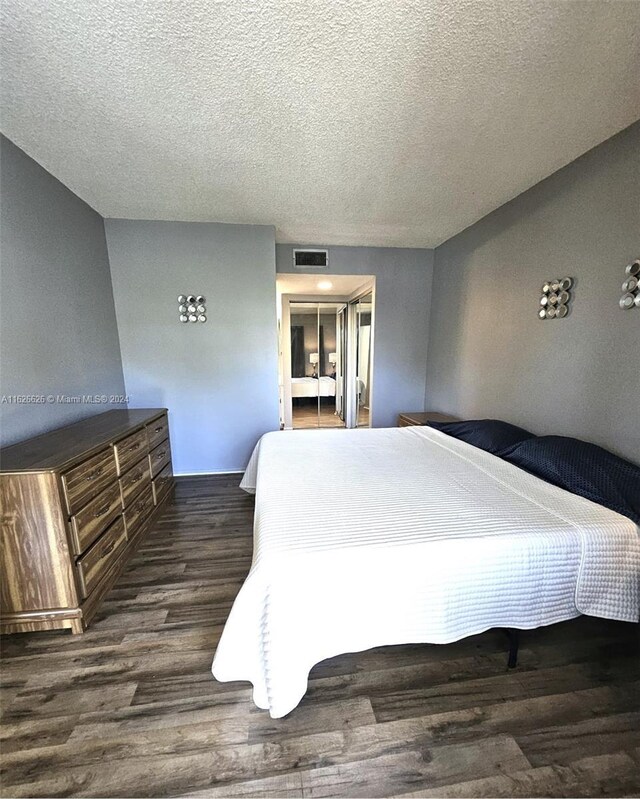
[212,426,639,718]
[291,376,336,397]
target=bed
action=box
[290,376,336,397]
[212,425,639,718]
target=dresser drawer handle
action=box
[154,425,164,433]
[86,467,103,482]
[156,451,166,459]
[128,442,142,452]
[129,471,142,484]
[101,541,117,558]
[94,502,112,518]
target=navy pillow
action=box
[427,419,535,455]
[500,436,640,524]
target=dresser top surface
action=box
[0,409,167,473]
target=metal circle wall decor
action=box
[177,294,207,322]
[620,260,640,310]
[539,277,573,320]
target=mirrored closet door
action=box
[289,302,344,429]
[354,293,373,428]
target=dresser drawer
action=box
[62,447,117,515]
[152,461,173,506]
[69,480,123,556]
[76,515,128,599]
[148,439,171,478]
[146,414,169,451]
[119,456,151,509]
[124,483,154,542]
[113,428,148,476]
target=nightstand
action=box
[397,411,460,427]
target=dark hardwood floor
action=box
[1,475,639,798]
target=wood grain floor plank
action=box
[247,696,376,742]
[371,682,640,748]
[4,682,138,721]
[21,650,214,693]
[515,711,640,767]
[0,628,128,657]
[88,608,169,630]
[298,735,529,798]
[65,689,256,740]
[1,719,250,783]
[66,707,250,745]
[392,751,640,798]
[181,771,305,798]
[0,718,77,754]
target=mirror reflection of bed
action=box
[290,302,345,429]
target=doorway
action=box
[277,274,376,430]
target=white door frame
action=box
[281,296,293,430]
[279,279,376,430]
[346,281,376,428]
[335,303,347,421]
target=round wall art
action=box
[538,277,573,320]
[177,294,207,322]
[619,260,640,310]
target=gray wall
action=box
[426,122,640,463]
[106,220,279,473]
[0,136,125,446]
[277,245,434,427]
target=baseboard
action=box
[173,469,245,477]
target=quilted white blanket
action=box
[212,426,639,717]
[291,376,336,397]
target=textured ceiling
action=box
[1,1,639,248]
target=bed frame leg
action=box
[506,628,519,669]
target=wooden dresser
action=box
[398,411,460,427]
[0,409,173,635]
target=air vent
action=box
[293,249,329,269]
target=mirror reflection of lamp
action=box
[328,352,337,379]
[310,352,319,378]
